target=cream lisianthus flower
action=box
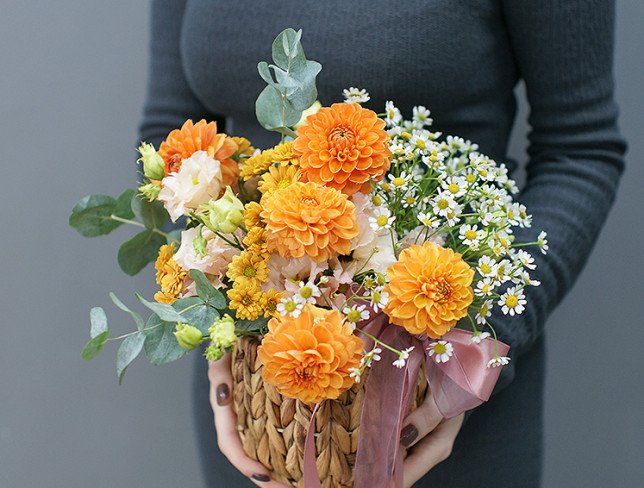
[158,151,223,221]
[173,227,239,287]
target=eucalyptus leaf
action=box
[131,195,169,230]
[172,296,219,334]
[113,189,136,220]
[117,230,166,276]
[235,316,268,335]
[143,315,186,365]
[116,331,145,383]
[167,229,182,244]
[136,293,184,322]
[109,292,145,330]
[188,269,227,309]
[89,307,108,338]
[81,330,109,360]
[69,195,119,237]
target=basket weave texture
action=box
[232,336,428,487]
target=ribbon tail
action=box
[303,403,322,488]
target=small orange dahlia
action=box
[153,243,187,304]
[260,181,359,262]
[258,305,363,404]
[384,242,474,338]
[158,119,239,188]
[293,103,391,196]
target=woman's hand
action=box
[400,391,464,488]
[208,354,289,487]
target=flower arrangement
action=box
[71,29,548,486]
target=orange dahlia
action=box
[293,103,391,196]
[258,305,363,404]
[158,119,239,188]
[384,242,474,338]
[260,181,359,262]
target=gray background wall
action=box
[0,1,641,487]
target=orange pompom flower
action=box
[158,119,239,188]
[384,242,474,338]
[293,103,391,196]
[260,181,359,262]
[258,305,363,404]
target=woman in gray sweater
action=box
[139,1,626,486]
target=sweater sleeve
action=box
[491,0,626,391]
[138,0,216,147]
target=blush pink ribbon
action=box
[303,314,509,488]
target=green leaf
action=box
[136,293,184,322]
[109,292,145,330]
[235,316,268,335]
[114,189,136,220]
[167,229,182,244]
[116,331,145,383]
[89,307,108,338]
[69,195,119,237]
[131,194,169,230]
[117,230,166,276]
[172,296,219,334]
[143,315,186,365]
[82,330,109,360]
[188,269,227,309]
[256,85,301,132]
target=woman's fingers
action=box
[399,391,443,448]
[208,355,287,487]
[402,414,464,488]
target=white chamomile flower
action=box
[342,87,370,104]
[369,207,395,231]
[418,211,440,228]
[360,347,382,368]
[349,367,362,382]
[412,105,432,126]
[487,356,511,368]
[384,101,402,126]
[427,341,453,363]
[459,224,484,249]
[515,250,536,270]
[492,259,511,286]
[410,132,431,152]
[276,296,304,317]
[475,300,494,325]
[370,288,389,311]
[444,206,463,226]
[477,256,497,277]
[470,331,491,344]
[431,191,457,217]
[343,304,370,324]
[296,281,321,304]
[392,347,415,368]
[387,171,413,190]
[498,286,527,316]
[402,192,418,208]
[537,231,549,254]
[504,202,522,226]
[441,176,468,198]
[475,278,494,297]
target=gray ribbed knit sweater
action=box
[139,1,625,486]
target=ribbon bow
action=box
[303,315,509,488]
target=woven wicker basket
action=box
[232,336,428,487]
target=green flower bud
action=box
[193,227,208,257]
[202,187,245,234]
[294,100,322,129]
[174,323,204,350]
[204,344,224,362]
[208,314,237,350]
[137,142,165,180]
[139,182,161,202]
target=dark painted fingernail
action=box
[216,383,231,406]
[251,473,270,482]
[400,424,418,447]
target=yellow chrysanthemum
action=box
[240,141,298,180]
[231,136,255,158]
[243,226,270,258]
[270,141,298,165]
[226,251,269,287]
[244,201,264,229]
[260,289,285,318]
[383,241,474,338]
[258,164,301,196]
[153,243,187,304]
[227,282,263,320]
